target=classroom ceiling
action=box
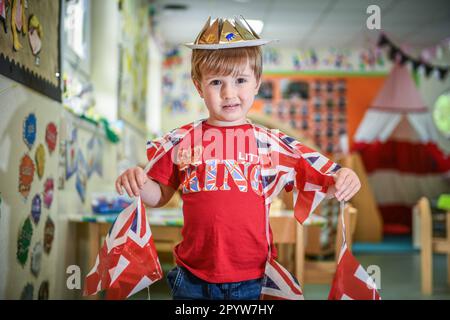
[152,0,450,50]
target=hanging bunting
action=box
[35,143,45,179]
[18,154,35,200]
[17,216,33,266]
[377,33,450,81]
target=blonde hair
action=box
[191,46,262,83]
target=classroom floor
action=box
[132,236,450,300]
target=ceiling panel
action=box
[154,0,450,50]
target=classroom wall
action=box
[0,73,148,299]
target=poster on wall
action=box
[117,0,149,133]
[0,0,61,101]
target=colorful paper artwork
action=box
[43,178,54,209]
[31,242,43,277]
[17,216,33,266]
[23,113,36,150]
[45,122,57,154]
[20,283,34,300]
[38,281,49,300]
[11,0,27,51]
[65,128,78,180]
[28,14,42,56]
[35,143,45,179]
[0,0,7,33]
[76,151,87,203]
[31,194,41,225]
[87,135,103,178]
[19,154,35,200]
[43,216,54,254]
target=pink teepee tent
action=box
[353,63,450,234]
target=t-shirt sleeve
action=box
[146,149,180,190]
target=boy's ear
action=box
[193,79,204,98]
[254,79,262,95]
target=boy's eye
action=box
[237,78,247,84]
[210,80,221,86]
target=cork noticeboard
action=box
[0,0,61,101]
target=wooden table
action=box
[69,208,334,293]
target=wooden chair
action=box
[415,197,450,295]
[269,203,357,285]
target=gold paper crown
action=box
[184,16,274,50]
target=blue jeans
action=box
[166,266,263,300]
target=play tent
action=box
[353,63,450,234]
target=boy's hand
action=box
[115,166,149,197]
[331,168,361,202]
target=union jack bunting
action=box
[83,196,163,300]
[260,259,304,300]
[328,242,381,300]
[329,203,381,300]
[84,119,355,300]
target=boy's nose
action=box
[221,84,237,100]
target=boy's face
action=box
[194,61,261,125]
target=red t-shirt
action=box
[147,122,277,283]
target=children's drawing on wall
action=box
[256,76,347,155]
[75,151,87,203]
[65,127,77,180]
[87,134,103,178]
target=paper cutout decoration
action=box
[87,135,103,178]
[43,178,54,209]
[31,242,43,277]
[76,152,87,202]
[28,14,43,55]
[11,0,27,51]
[17,217,33,266]
[20,283,34,300]
[38,281,49,300]
[23,113,36,150]
[0,0,7,32]
[35,143,45,179]
[45,122,57,154]
[65,128,78,179]
[44,216,54,254]
[31,194,42,225]
[19,154,35,200]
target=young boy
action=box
[115,17,361,300]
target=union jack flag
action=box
[83,197,163,299]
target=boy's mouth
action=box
[222,103,240,111]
